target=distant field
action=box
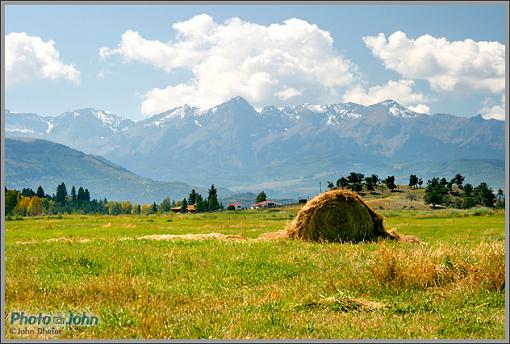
[4,198,506,339]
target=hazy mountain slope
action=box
[5,138,227,203]
[6,109,135,154]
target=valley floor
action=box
[4,197,506,339]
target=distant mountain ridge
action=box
[6,97,505,195]
[5,137,231,203]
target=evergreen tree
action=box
[347,172,364,191]
[55,183,67,205]
[424,177,448,208]
[336,177,349,189]
[180,198,188,213]
[71,186,77,202]
[256,191,267,203]
[365,176,375,192]
[77,187,85,203]
[159,197,172,213]
[409,174,419,189]
[496,188,505,208]
[351,182,363,192]
[474,182,495,207]
[418,178,423,188]
[36,186,45,198]
[188,189,198,205]
[384,176,396,191]
[452,174,465,189]
[84,189,90,202]
[446,181,453,194]
[462,183,476,209]
[196,194,206,212]
[21,188,36,197]
[463,183,473,197]
[207,184,220,211]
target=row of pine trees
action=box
[5,183,223,216]
[327,172,504,209]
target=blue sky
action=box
[4,4,507,121]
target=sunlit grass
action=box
[4,206,506,339]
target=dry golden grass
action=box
[369,242,505,291]
[4,205,505,339]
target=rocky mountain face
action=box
[6,97,505,196]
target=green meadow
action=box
[4,202,506,339]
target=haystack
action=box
[286,189,407,243]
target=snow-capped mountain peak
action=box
[142,105,201,128]
[376,99,421,118]
[61,108,134,131]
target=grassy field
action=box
[4,192,506,339]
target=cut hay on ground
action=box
[286,189,418,243]
[136,233,248,241]
[255,230,288,241]
[15,237,92,245]
[296,294,386,312]
[385,228,421,243]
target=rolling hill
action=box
[5,137,229,203]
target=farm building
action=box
[170,204,197,213]
[227,202,244,210]
[251,200,280,209]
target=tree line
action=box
[423,176,504,209]
[175,185,222,213]
[327,172,404,193]
[326,171,504,209]
[5,182,224,217]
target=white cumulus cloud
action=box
[479,95,505,121]
[100,14,360,115]
[407,104,430,114]
[342,79,430,111]
[363,31,505,94]
[6,32,80,88]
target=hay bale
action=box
[286,189,395,243]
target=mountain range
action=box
[5,137,229,203]
[5,97,505,197]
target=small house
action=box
[251,200,280,209]
[227,202,243,210]
[170,204,197,213]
